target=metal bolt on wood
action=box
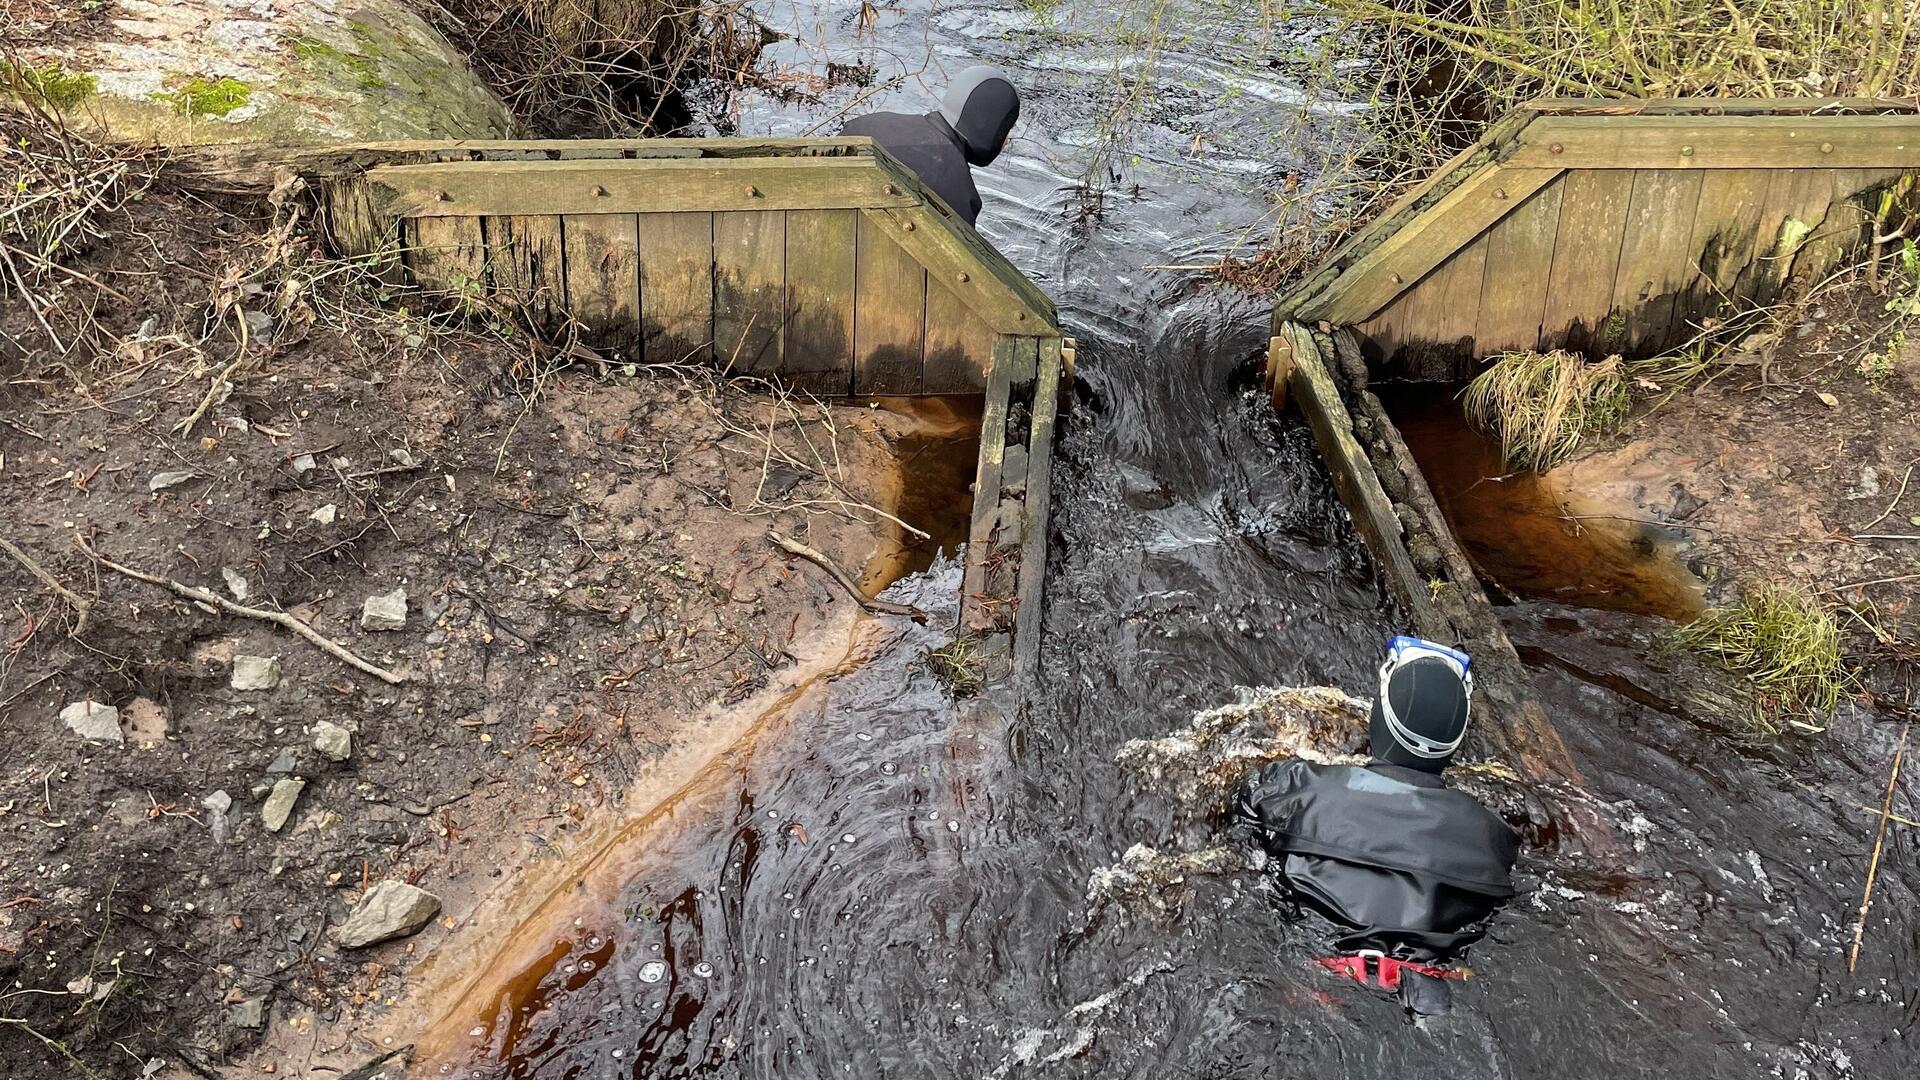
[1680,145,1694,156]
[745,185,760,196]
[958,272,970,283]
[902,221,916,232]
[1493,188,1508,200]
[591,185,608,197]
[1821,142,1835,153]
[433,190,449,202]
[1548,142,1564,154]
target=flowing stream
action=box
[416,3,1918,1075]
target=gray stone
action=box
[148,470,198,493]
[360,587,408,631]
[312,721,352,763]
[265,747,298,775]
[231,655,280,691]
[310,503,337,525]
[330,880,442,949]
[221,567,250,601]
[60,700,122,743]
[291,453,317,476]
[201,789,233,815]
[230,996,266,1030]
[261,778,305,832]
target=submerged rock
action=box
[4,0,514,144]
[60,699,122,744]
[332,880,441,948]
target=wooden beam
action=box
[960,337,1021,632]
[1014,337,1063,683]
[365,158,921,218]
[1524,97,1920,117]
[860,207,1054,335]
[1282,323,1432,627]
[1510,115,1920,169]
[1305,166,1562,325]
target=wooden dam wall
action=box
[1275,99,1920,379]
[185,137,1067,682]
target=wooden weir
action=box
[207,137,1067,683]
[1270,99,1920,789]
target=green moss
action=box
[2,61,98,110]
[155,76,252,118]
[290,36,387,90]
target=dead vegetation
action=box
[1461,349,1628,471]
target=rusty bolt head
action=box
[1548,142,1564,154]
[957,272,970,283]
[1680,145,1694,156]
[1821,142,1835,153]
[902,221,916,232]
[591,185,609,197]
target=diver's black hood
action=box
[937,66,1020,166]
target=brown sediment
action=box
[1382,389,1707,621]
[856,395,983,595]
[390,606,886,1066]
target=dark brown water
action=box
[408,3,1920,1076]
[857,396,983,595]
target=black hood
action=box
[1368,656,1470,773]
[937,66,1020,166]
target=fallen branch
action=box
[74,535,406,684]
[0,537,90,634]
[767,531,926,623]
[1848,721,1909,973]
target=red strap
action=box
[1315,954,1459,992]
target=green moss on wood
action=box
[290,36,386,90]
[155,75,253,118]
[2,61,98,110]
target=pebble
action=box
[148,470,198,493]
[310,504,337,525]
[265,747,299,775]
[222,567,251,601]
[313,720,353,762]
[232,655,281,691]
[361,587,408,632]
[331,880,442,949]
[261,778,305,832]
[60,699,122,744]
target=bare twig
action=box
[74,535,406,684]
[0,537,90,634]
[1848,722,1909,973]
[1859,459,1919,531]
[768,531,926,623]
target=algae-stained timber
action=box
[853,213,928,394]
[637,211,714,364]
[714,210,787,373]
[560,214,641,352]
[780,209,858,396]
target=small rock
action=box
[389,448,416,467]
[222,567,251,601]
[291,453,317,476]
[232,655,281,691]
[265,747,299,775]
[331,880,442,949]
[310,503,337,525]
[361,587,408,632]
[202,790,233,815]
[148,470,198,493]
[262,778,305,832]
[121,697,170,744]
[61,700,122,744]
[312,721,352,763]
[230,996,267,1029]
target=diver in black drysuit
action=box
[841,66,1020,226]
[1234,638,1520,1015]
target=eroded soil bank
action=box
[0,149,964,1077]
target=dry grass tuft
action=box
[1675,582,1849,734]
[924,634,990,697]
[1461,349,1629,470]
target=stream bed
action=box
[415,3,1917,1075]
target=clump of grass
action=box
[1461,349,1629,470]
[924,635,989,697]
[1675,582,1848,733]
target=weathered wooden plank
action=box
[853,213,926,394]
[1675,169,1771,329]
[1758,168,1837,303]
[960,337,1021,631]
[780,209,857,396]
[1611,169,1706,354]
[406,216,487,303]
[324,174,402,283]
[484,215,567,326]
[1014,337,1063,683]
[1393,231,1488,377]
[1800,168,1906,284]
[366,158,921,218]
[922,277,996,394]
[559,214,640,352]
[861,206,1054,335]
[1474,177,1565,353]
[636,211,714,363]
[1309,166,1562,325]
[1511,115,1920,169]
[1539,169,1634,354]
[1282,323,1430,625]
[1526,97,1919,117]
[713,210,786,373]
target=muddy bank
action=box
[0,156,961,1077]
